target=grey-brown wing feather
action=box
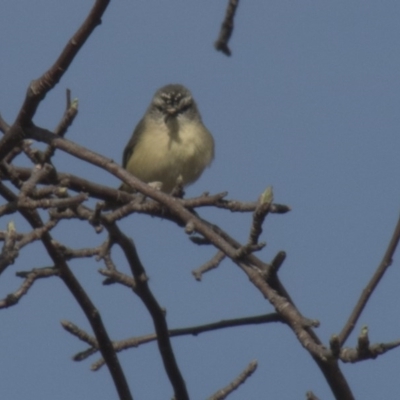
[122,117,146,168]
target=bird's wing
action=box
[122,117,146,168]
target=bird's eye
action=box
[178,97,192,113]
[179,104,190,113]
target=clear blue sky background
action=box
[1,1,400,399]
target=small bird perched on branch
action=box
[121,84,215,193]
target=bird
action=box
[121,84,215,194]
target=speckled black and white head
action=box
[148,84,201,123]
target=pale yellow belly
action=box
[125,119,214,192]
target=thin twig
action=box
[61,320,99,363]
[214,0,240,56]
[339,327,400,363]
[0,222,18,275]
[20,164,54,196]
[16,219,58,248]
[0,267,58,309]
[41,90,79,163]
[51,241,103,260]
[338,213,400,345]
[270,251,286,275]
[192,251,226,280]
[208,360,257,400]
[99,268,136,289]
[248,188,273,246]
[306,392,321,400]
[89,313,283,370]
[18,192,88,210]
[61,320,98,347]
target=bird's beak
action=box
[164,107,178,122]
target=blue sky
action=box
[1,1,400,399]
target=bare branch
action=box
[61,320,98,347]
[0,113,10,133]
[26,128,354,396]
[0,2,369,399]
[215,0,240,56]
[181,191,228,207]
[105,221,189,400]
[247,187,273,246]
[0,267,58,309]
[0,161,25,189]
[51,241,103,260]
[338,213,400,345]
[18,192,88,210]
[329,334,341,359]
[61,321,99,363]
[21,140,43,165]
[55,92,79,138]
[0,183,133,400]
[90,313,283,370]
[10,166,134,204]
[99,268,136,289]
[192,251,226,280]
[169,313,285,336]
[270,251,287,275]
[0,222,18,275]
[7,166,291,218]
[16,218,58,248]
[20,162,51,192]
[340,339,400,363]
[41,91,79,163]
[208,360,257,400]
[234,242,266,259]
[0,0,111,160]
[18,127,268,267]
[15,1,110,127]
[0,201,17,218]
[20,164,54,195]
[337,326,400,363]
[306,392,321,400]
[1,128,354,398]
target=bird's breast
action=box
[125,118,214,192]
